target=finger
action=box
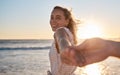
[61,48,72,65]
[69,49,86,67]
[61,48,79,66]
[69,49,78,65]
[77,52,86,67]
[61,57,72,65]
[64,47,71,54]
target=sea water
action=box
[0,39,52,75]
[0,39,120,75]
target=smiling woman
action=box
[77,21,103,39]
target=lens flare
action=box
[77,21,103,39]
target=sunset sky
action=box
[0,0,120,39]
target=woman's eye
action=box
[51,17,53,20]
[56,17,61,20]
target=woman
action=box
[48,6,78,75]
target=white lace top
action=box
[49,27,76,75]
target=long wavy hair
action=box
[53,6,78,44]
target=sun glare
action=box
[84,64,101,75]
[76,21,105,75]
[75,63,105,75]
[77,21,103,39]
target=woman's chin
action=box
[52,28,56,32]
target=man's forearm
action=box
[114,41,120,58]
[110,40,120,58]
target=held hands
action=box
[54,27,118,67]
[61,38,114,67]
[54,27,80,65]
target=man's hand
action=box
[61,38,114,67]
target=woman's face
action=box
[50,9,69,32]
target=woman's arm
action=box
[54,27,72,54]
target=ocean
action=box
[0,39,120,75]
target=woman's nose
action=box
[51,19,57,25]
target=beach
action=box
[0,40,120,75]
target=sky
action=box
[0,0,120,39]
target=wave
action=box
[0,46,51,50]
[0,39,53,44]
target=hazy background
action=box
[0,0,120,39]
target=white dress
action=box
[49,27,76,75]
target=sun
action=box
[77,21,103,39]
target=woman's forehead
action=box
[51,9,64,15]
